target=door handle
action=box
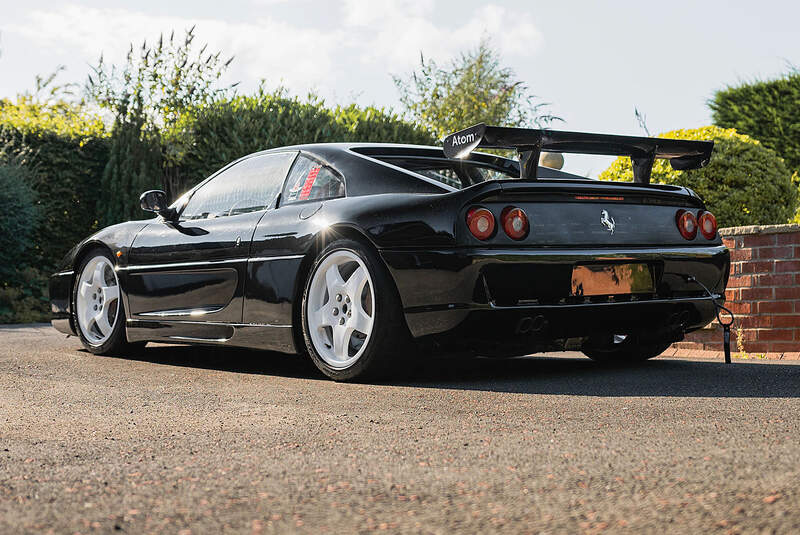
[235,236,242,247]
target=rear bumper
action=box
[381,245,730,345]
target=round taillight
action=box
[501,206,529,240]
[698,211,717,240]
[466,207,495,240]
[676,209,698,240]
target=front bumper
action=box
[50,270,76,335]
[381,245,730,346]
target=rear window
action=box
[377,157,518,189]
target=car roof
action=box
[262,142,447,153]
[256,142,583,193]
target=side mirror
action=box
[139,190,177,221]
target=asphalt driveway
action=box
[1,324,799,533]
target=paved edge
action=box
[660,347,800,361]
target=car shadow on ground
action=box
[99,343,800,398]
[404,356,800,398]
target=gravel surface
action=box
[1,324,799,534]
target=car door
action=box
[124,151,299,324]
[244,153,347,326]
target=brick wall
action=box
[672,223,800,358]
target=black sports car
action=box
[50,123,729,380]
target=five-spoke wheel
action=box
[301,239,408,381]
[76,255,120,346]
[73,249,137,354]
[307,249,375,369]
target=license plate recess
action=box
[570,263,654,297]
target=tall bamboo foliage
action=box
[393,39,561,140]
[87,27,234,219]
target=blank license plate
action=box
[571,264,654,297]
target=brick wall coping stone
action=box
[719,223,800,237]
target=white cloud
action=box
[342,0,435,26]
[341,0,543,71]
[16,5,345,94]
[14,2,544,100]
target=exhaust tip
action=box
[516,316,534,335]
[515,315,547,335]
[530,315,547,333]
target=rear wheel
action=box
[73,248,140,355]
[582,334,671,364]
[301,239,408,381]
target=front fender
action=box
[50,219,153,334]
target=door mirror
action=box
[140,190,177,221]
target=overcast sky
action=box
[1,0,798,176]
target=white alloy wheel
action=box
[75,255,121,346]
[306,249,375,369]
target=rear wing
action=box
[442,123,714,184]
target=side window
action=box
[181,152,298,220]
[280,155,345,205]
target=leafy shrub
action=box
[599,126,798,227]
[0,89,434,322]
[0,163,49,323]
[0,164,37,280]
[0,87,432,300]
[792,197,800,224]
[0,128,109,270]
[0,99,108,323]
[100,117,162,226]
[0,100,109,270]
[0,95,105,140]
[165,89,436,195]
[393,39,560,140]
[710,70,800,173]
[0,266,49,323]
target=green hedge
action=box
[0,92,435,322]
[165,91,436,195]
[0,163,45,323]
[0,99,109,322]
[599,126,798,227]
[710,70,800,173]
[1,92,433,269]
[100,117,162,226]
[0,163,37,279]
[0,100,109,269]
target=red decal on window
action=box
[299,167,321,200]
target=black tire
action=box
[72,248,141,356]
[301,239,410,381]
[582,334,671,364]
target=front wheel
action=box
[582,334,672,364]
[301,239,409,381]
[73,248,139,355]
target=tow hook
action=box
[686,276,735,363]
